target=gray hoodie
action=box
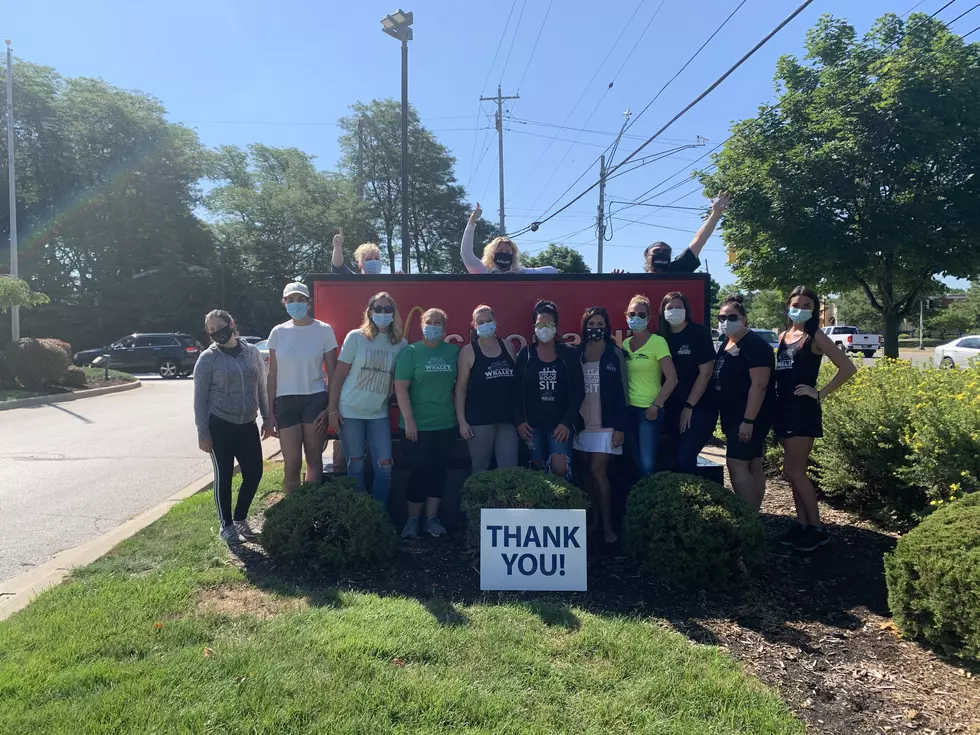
[193,340,269,440]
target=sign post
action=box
[480,509,587,592]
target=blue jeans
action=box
[338,417,393,505]
[672,405,719,475]
[629,406,664,476]
[526,426,573,480]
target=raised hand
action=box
[333,228,344,248]
[468,203,483,226]
[711,191,731,214]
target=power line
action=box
[507,115,695,143]
[507,0,818,238]
[480,0,519,95]
[500,0,530,84]
[515,0,555,93]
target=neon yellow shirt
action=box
[623,334,672,408]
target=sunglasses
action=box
[372,305,395,314]
[627,311,649,318]
[534,321,556,329]
[718,314,742,322]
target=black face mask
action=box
[493,252,514,270]
[648,247,672,272]
[585,327,606,342]
[210,326,234,344]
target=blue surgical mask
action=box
[372,312,394,328]
[363,259,384,275]
[285,302,308,320]
[423,324,444,341]
[476,321,496,338]
[788,307,812,325]
[627,316,648,332]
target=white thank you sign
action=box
[479,508,587,591]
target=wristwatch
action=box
[684,401,695,409]
[742,417,755,425]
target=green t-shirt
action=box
[623,334,672,408]
[394,340,460,431]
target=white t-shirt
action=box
[267,319,338,397]
[338,330,407,420]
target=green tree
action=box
[717,283,754,314]
[0,277,49,314]
[522,244,591,274]
[832,289,885,333]
[747,289,786,330]
[702,13,980,357]
[708,277,721,312]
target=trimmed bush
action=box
[814,359,980,528]
[460,468,589,556]
[41,338,72,361]
[623,472,766,587]
[884,493,980,661]
[260,479,397,574]
[0,350,14,388]
[61,366,88,388]
[4,337,71,389]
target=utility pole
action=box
[5,40,19,341]
[480,85,519,232]
[596,154,606,273]
[919,297,925,351]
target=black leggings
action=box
[209,415,264,525]
[400,427,456,503]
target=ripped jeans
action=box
[337,417,393,505]
[526,426,573,480]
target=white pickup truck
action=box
[821,325,881,358]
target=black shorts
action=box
[274,392,329,430]
[723,419,772,461]
[773,397,823,440]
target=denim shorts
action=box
[526,426,573,476]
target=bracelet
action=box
[329,410,338,416]
[742,417,755,425]
[652,403,663,411]
[684,402,695,409]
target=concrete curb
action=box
[0,379,141,411]
[0,440,282,622]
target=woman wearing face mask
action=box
[514,300,585,480]
[267,282,339,494]
[330,229,386,275]
[657,292,718,474]
[576,306,628,543]
[327,292,407,506]
[774,286,856,551]
[714,294,775,511]
[623,295,678,476]
[456,305,519,473]
[460,204,558,274]
[394,308,460,538]
[193,310,272,546]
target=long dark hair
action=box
[581,306,611,343]
[657,291,692,337]
[786,285,821,337]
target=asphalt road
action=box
[0,376,211,583]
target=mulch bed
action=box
[77,376,133,390]
[233,479,979,735]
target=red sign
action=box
[312,273,710,349]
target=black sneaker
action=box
[776,523,806,546]
[792,526,830,552]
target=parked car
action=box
[751,328,780,350]
[821,325,880,358]
[73,333,201,378]
[255,339,269,371]
[239,336,265,345]
[935,335,980,368]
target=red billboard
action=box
[311,273,711,350]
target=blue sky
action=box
[4,0,967,284]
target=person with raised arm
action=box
[773,286,857,552]
[456,304,519,473]
[460,204,558,274]
[612,191,731,274]
[330,228,386,275]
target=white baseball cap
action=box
[282,282,310,298]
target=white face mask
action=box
[719,318,744,337]
[535,326,557,343]
[362,259,384,275]
[664,308,686,326]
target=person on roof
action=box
[331,228,386,275]
[460,204,558,275]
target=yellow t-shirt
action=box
[623,334,672,408]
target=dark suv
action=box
[73,333,202,378]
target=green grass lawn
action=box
[0,469,802,735]
[0,387,43,402]
[81,366,138,382]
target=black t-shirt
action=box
[330,262,357,275]
[713,329,775,428]
[664,322,716,412]
[521,347,568,430]
[667,247,700,273]
[218,341,243,359]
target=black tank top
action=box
[465,338,516,425]
[775,332,822,402]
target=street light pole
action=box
[5,40,19,341]
[381,10,414,274]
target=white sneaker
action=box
[234,520,258,541]
[219,523,244,545]
[425,516,447,538]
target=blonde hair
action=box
[481,236,521,271]
[358,291,403,345]
[627,294,653,316]
[353,242,381,266]
[472,304,494,325]
[421,308,448,326]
